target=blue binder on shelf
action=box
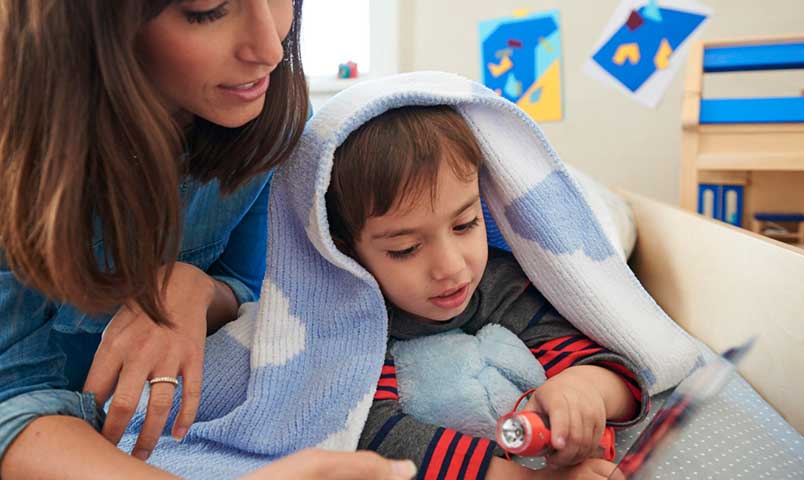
[698,184,743,227]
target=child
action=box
[326,105,648,480]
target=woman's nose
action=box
[235,2,285,67]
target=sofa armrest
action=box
[621,190,804,433]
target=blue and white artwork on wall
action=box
[584,0,711,107]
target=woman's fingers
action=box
[241,449,417,480]
[324,451,417,480]
[79,263,212,461]
[83,345,122,409]
[131,369,180,460]
[83,310,135,407]
[101,362,150,445]
[172,356,203,439]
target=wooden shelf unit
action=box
[680,35,804,228]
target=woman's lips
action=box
[218,75,270,102]
[429,283,469,310]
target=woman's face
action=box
[138,0,294,128]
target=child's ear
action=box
[331,235,355,258]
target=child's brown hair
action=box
[326,105,485,252]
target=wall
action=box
[398,0,804,204]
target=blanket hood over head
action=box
[121,71,700,479]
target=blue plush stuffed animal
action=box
[391,323,546,440]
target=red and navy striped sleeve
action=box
[359,355,498,480]
[595,360,644,402]
[507,289,650,427]
[529,334,644,400]
[418,428,496,480]
[524,325,650,427]
[375,358,399,401]
[529,334,606,378]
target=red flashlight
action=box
[496,411,616,461]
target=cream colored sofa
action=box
[623,191,804,434]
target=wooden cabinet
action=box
[680,35,804,245]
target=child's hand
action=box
[544,458,622,480]
[524,366,608,467]
[487,457,621,480]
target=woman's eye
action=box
[454,217,480,232]
[185,1,230,24]
[387,245,419,259]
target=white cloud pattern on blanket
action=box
[253,279,307,367]
[504,170,616,261]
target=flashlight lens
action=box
[500,417,527,449]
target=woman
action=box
[0,1,415,479]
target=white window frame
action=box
[305,0,400,95]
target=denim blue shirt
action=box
[0,172,272,460]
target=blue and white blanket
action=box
[120,71,702,478]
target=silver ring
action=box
[149,376,179,386]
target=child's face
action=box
[354,161,489,322]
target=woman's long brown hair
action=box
[0,0,308,325]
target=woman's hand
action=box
[239,449,417,480]
[83,262,222,461]
[524,366,609,468]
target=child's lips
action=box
[429,283,469,309]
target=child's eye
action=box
[185,1,230,24]
[454,217,480,232]
[386,244,419,260]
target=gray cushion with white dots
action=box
[520,373,804,478]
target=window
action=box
[301,0,370,78]
[301,0,399,98]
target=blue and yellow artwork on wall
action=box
[584,0,711,107]
[592,2,706,92]
[479,10,563,122]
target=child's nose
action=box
[429,242,465,281]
